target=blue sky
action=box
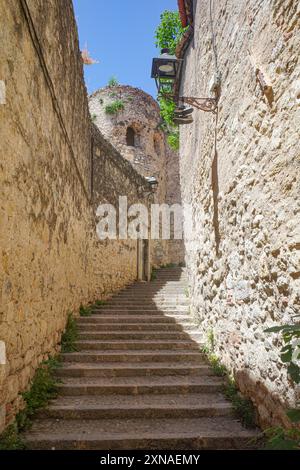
[73,0,177,98]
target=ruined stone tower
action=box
[89,85,185,267]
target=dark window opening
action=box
[154,135,160,155]
[126,127,135,146]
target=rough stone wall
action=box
[179,0,300,428]
[0,0,150,431]
[165,146,185,266]
[89,86,185,266]
[91,124,151,210]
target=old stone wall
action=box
[179,0,300,428]
[0,0,150,431]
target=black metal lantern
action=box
[145,176,159,193]
[151,48,182,97]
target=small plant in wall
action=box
[105,99,125,116]
[263,316,300,449]
[201,330,256,428]
[108,76,119,87]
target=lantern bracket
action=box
[180,96,218,113]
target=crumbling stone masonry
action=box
[89,85,185,267]
[179,0,300,428]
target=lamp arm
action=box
[180,96,218,113]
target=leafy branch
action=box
[154,11,186,151]
[264,316,300,448]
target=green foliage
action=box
[201,330,256,428]
[105,100,125,115]
[92,300,106,307]
[79,305,92,317]
[167,130,179,150]
[151,270,157,281]
[61,313,78,352]
[263,317,300,448]
[208,353,227,377]
[224,379,256,428]
[155,10,186,55]
[265,319,300,384]
[0,356,60,449]
[16,357,60,430]
[159,97,176,126]
[154,11,187,151]
[0,423,25,450]
[264,427,300,450]
[108,76,119,87]
[91,113,97,122]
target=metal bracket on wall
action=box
[180,96,218,113]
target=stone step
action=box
[77,331,202,340]
[111,297,188,302]
[77,315,194,324]
[74,340,202,351]
[23,267,259,451]
[56,375,225,395]
[56,362,214,378]
[123,285,187,290]
[91,308,189,314]
[25,417,259,450]
[122,288,187,293]
[37,393,233,420]
[103,301,189,306]
[77,323,198,332]
[93,304,189,310]
[61,351,206,363]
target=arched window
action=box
[126,127,135,147]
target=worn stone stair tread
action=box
[24,417,259,450]
[77,332,202,339]
[56,362,214,377]
[61,351,205,362]
[77,324,199,331]
[58,361,210,369]
[91,309,189,314]
[38,396,233,420]
[42,392,231,408]
[57,375,224,386]
[75,339,202,347]
[77,315,193,323]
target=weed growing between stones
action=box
[201,330,256,428]
[0,357,61,450]
[105,100,125,115]
[0,423,25,450]
[60,313,78,352]
[79,304,92,317]
[108,76,119,87]
[91,299,106,307]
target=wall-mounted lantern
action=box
[151,49,220,114]
[145,176,159,193]
[151,48,182,97]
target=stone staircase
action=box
[25,267,258,449]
